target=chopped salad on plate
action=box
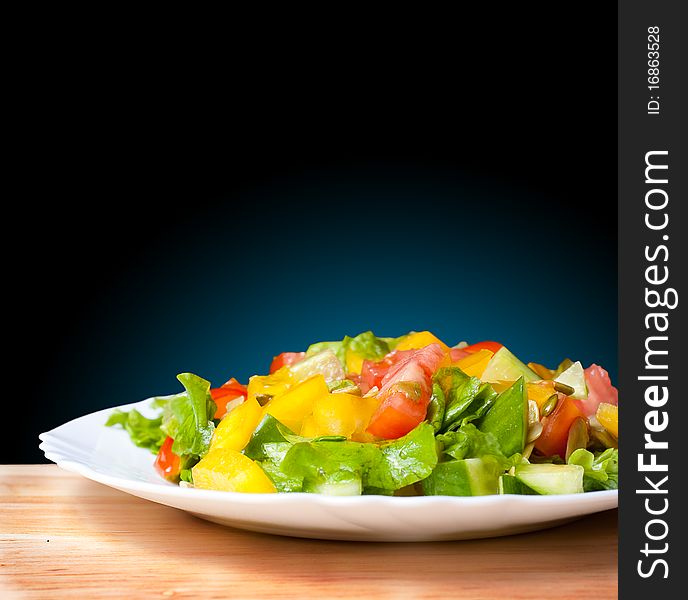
[107,331,619,496]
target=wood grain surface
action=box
[0,465,617,599]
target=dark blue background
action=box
[60,168,617,396]
[13,10,617,462]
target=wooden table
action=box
[1,465,617,599]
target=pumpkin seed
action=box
[565,417,589,461]
[522,442,535,460]
[554,381,575,396]
[527,421,543,444]
[254,394,273,406]
[590,427,619,449]
[528,400,540,425]
[541,393,559,417]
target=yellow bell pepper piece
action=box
[263,374,329,433]
[192,448,276,493]
[528,362,556,380]
[299,393,380,440]
[395,331,450,353]
[526,380,557,410]
[351,395,380,442]
[307,393,359,437]
[355,395,382,431]
[490,380,516,393]
[345,348,365,375]
[299,415,319,437]
[314,393,358,437]
[454,349,494,378]
[210,397,263,452]
[247,366,294,402]
[596,402,618,438]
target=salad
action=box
[107,331,619,496]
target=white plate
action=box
[39,398,617,542]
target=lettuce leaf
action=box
[159,373,216,458]
[105,409,166,453]
[367,422,438,490]
[436,423,505,462]
[259,460,304,493]
[253,440,305,492]
[244,415,295,461]
[380,335,405,351]
[363,486,395,496]
[106,372,215,459]
[345,331,391,361]
[306,331,393,367]
[426,383,445,432]
[178,455,200,483]
[267,422,437,494]
[567,448,619,491]
[281,440,373,481]
[433,367,497,432]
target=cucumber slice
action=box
[480,347,539,384]
[499,474,538,495]
[514,463,584,495]
[476,378,528,456]
[554,361,588,400]
[302,477,362,496]
[422,457,503,496]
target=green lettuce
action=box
[363,486,395,496]
[423,421,524,496]
[306,331,394,368]
[259,460,304,493]
[436,423,505,462]
[159,373,216,458]
[567,448,619,491]
[263,421,437,494]
[105,409,166,453]
[244,415,295,461]
[345,331,392,361]
[281,440,373,483]
[105,373,216,460]
[426,383,445,432]
[433,367,497,432]
[367,422,438,490]
[380,335,405,351]
[305,340,343,359]
[178,455,200,483]
[254,440,305,492]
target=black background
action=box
[9,6,617,463]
